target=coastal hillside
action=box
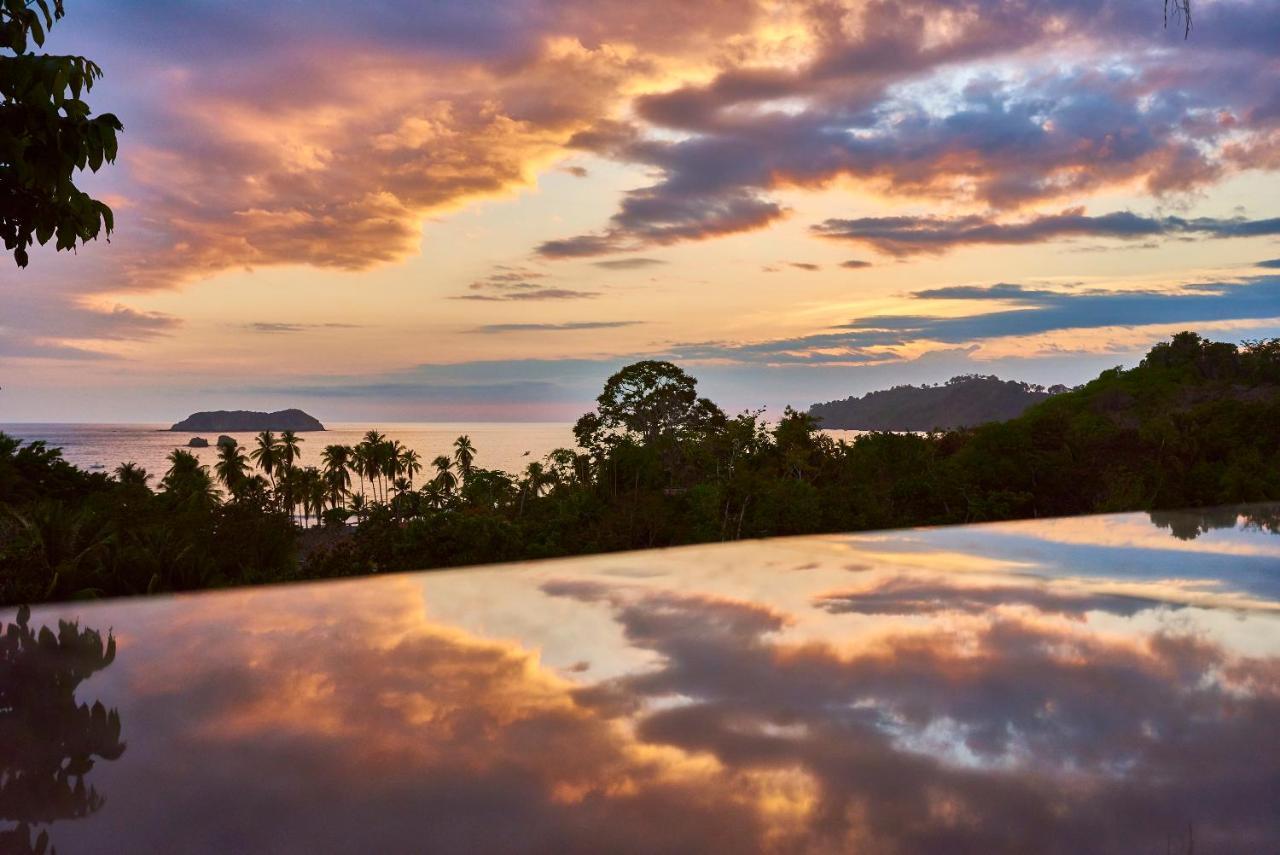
[170,409,325,432]
[809,375,1069,430]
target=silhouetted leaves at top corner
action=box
[1,0,123,269]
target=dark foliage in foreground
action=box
[1,0,122,268]
[3,332,1279,605]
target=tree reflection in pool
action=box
[0,607,125,854]
[5,505,1279,853]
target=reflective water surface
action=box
[4,506,1279,853]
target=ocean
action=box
[0,423,579,482]
[1,422,871,483]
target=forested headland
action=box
[809,374,1070,430]
[4,332,1279,605]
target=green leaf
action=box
[28,12,44,47]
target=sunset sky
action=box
[3,0,1279,422]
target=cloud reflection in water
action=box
[10,506,1280,852]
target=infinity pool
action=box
[5,505,1279,852]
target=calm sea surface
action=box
[0,423,579,480]
[1,422,871,480]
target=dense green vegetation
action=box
[809,374,1069,430]
[3,332,1279,605]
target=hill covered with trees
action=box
[4,332,1279,605]
[809,375,1070,430]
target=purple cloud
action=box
[812,210,1280,256]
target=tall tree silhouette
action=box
[576,361,724,451]
[214,442,250,496]
[320,444,352,512]
[431,455,457,496]
[452,436,476,482]
[159,449,217,510]
[249,431,281,495]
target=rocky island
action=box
[169,409,325,432]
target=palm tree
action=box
[391,476,415,521]
[320,444,352,509]
[250,431,281,488]
[453,435,476,482]
[518,461,551,515]
[277,430,304,511]
[160,449,218,509]
[350,441,370,504]
[114,461,151,488]
[357,432,388,503]
[362,439,386,504]
[214,441,250,496]
[307,467,329,527]
[431,455,457,495]
[279,430,303,471]
[349,492,367,522]
[295,466,325,527]
[238,473,271,509]
[381,439,404,500]
[420,481,447,510]
[397,447,422,487]
[363,431,386,501]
